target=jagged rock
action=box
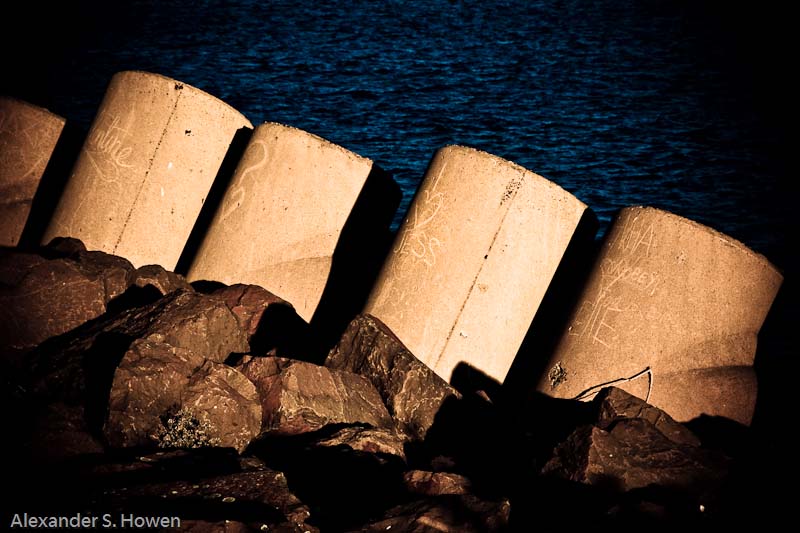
[316,426,407,461]
[43,236,88,256]
[181,361,262,452]
[238,356,392,436]
[17,289,250,460]
[91,451,314,531]
[541,418,729,493]
[103,339,203,448]
[210,284,289,339]
[326,314,460,440]
[595,387,701,446]
[104,338,261,452]
[0,244,135,354]
[29,289,249,398]
[403,470,472,496]
[131,264,192,295]
[355,495,511,532]
[123,470,311,525]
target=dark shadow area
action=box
[190,279,228,294]
[81,331,134,437]
[17,121,85,249]
[408,389,597,499]
[249,302,318,360]
[751,267,795,433]
[502,208,601,398]
[105,284,164,316]
[174,126,253,276]
[450,361,504,401]
[308,163,401,361]
[249,425,407,531]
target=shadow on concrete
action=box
[307,163,401,362]
[174,126,253,276]
[18,121,85,249]
[502,208,601,398]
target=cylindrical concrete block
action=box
[187,122,397,323]
[42,71,252,269]
[537,206,783,425]
[364,145,593,384]
[0,96,65,247]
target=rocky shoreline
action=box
[1,238,782,531]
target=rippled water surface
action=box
[3,0,792,264]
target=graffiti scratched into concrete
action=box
[220,139,270,224]
[393,162,447,269]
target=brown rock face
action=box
[23,289,250,454]
[403,470,472,496]
[0,244,135,354]
[325,314,460,440]
[357,496,511,532]
[542,418,729,493]
[316,426,407,461]
[238,356,392,436]
[93,452,314,530]
[210,284,290,340]
[104,339,261,452]
[595,386,701,446]
[131,263,192,295]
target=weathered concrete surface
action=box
[0,97,65,247]
[364,145,592,384]
[326,314,459,440]
[538,206,783,425]
[187,122,397,322]
[42,70,252,269]
[237,356,393,436]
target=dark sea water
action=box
[2,1,795,434]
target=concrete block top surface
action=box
[538,205,783,424]
[188,121,393,322]
[365,144,593,384]
[42,70,252,269]
[1,96,66,247]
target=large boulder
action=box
[325,314,459,440]
[104,339,261,453]
[0,242,135,354]
[0,239,198,357]
[237,356,392,436]
[594,386,701,446]
[541,417,729,493]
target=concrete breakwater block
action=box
[364,145,594,384]
[42,71,252,269]
[187,122,399,323]
[537,206,783,425]
[0,96,65,247]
